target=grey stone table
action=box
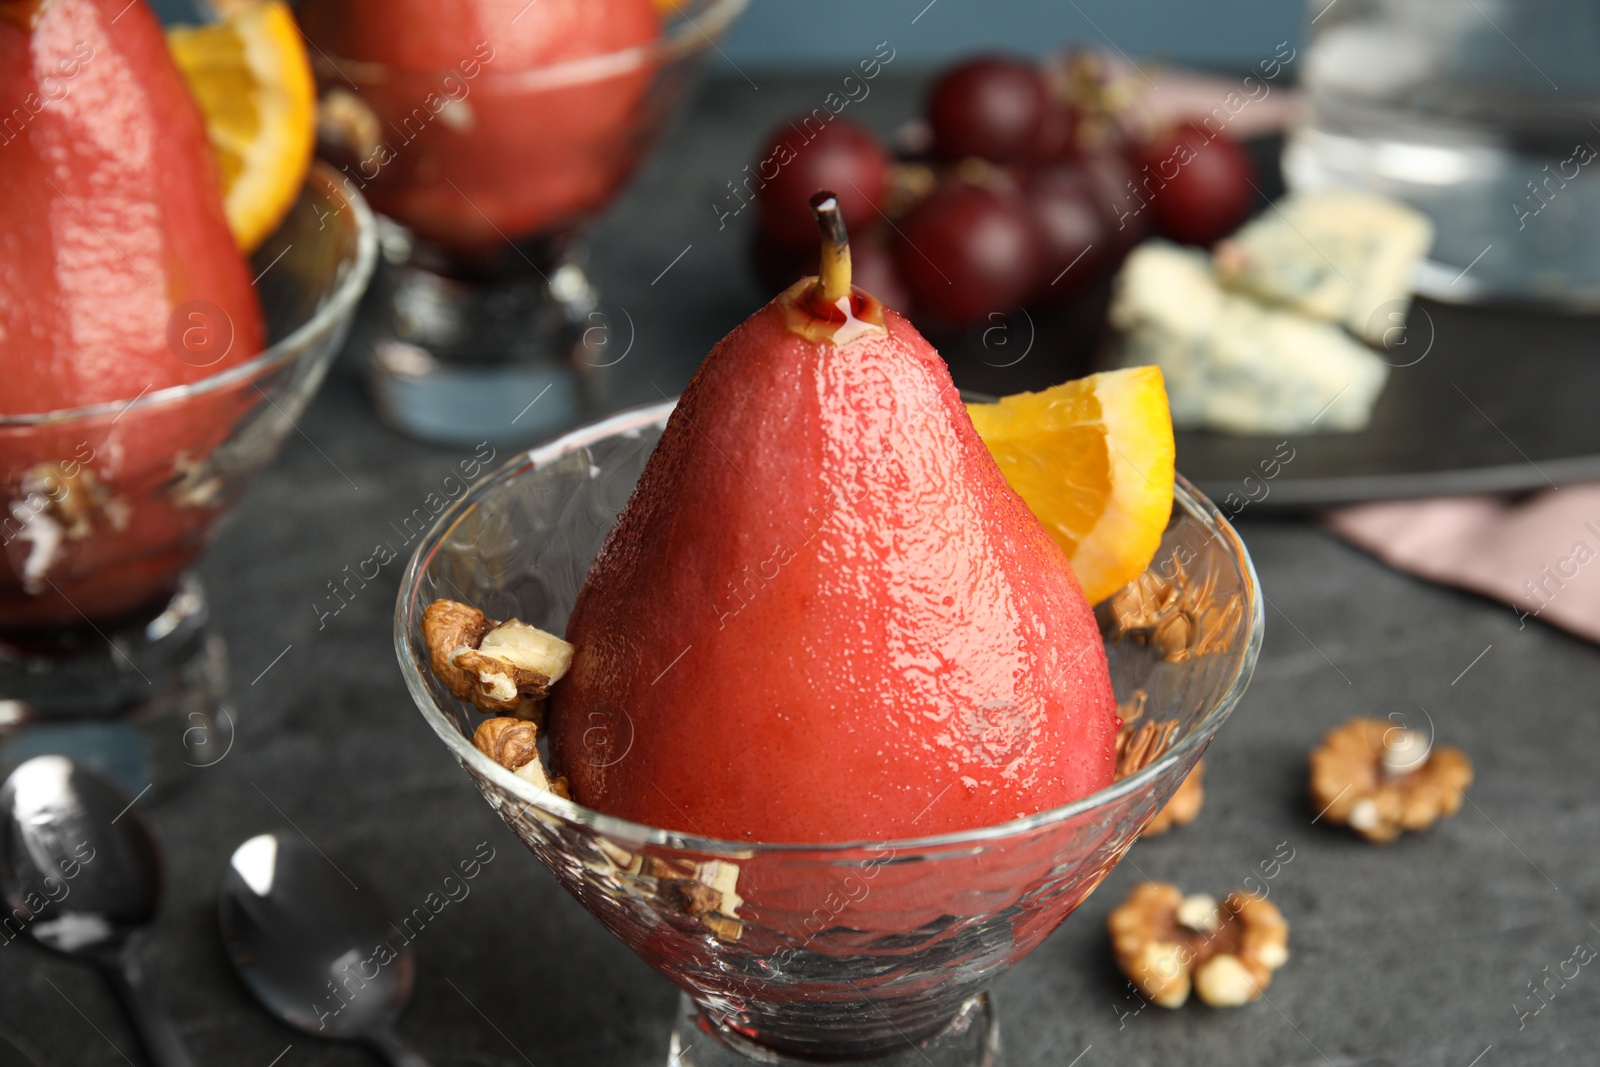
[9,74,1597,1067]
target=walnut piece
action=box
[473,716,537,770]
[646,856,745,943]
[1116,717,1178,778]
[423,600,491,700]
[1108,558,1241,663]
[1309,717,1473,843]
[1113,691,1205,834]
[472,717,570,799]
[422,599,573,713]
[318,88,383,159]
[21,462,124,540]
[1144,761,1205,836]
[1109,882,1290,1008]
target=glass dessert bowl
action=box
[0,163,375,786]
[307,0,749,444]
[396,399,1263,1065]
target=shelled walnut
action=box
[1115,718,1177,778]
[423,599,573,714]
[1109,882,1289,1008]
[1145,761,1204,836]
[646,856,745,943]
[21,462,125,540]
[472,717,569,799]
[1114,690,1204,834]
[1309,717,1473,843]
[1108,559,1240,663]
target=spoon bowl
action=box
[220,833,431,1066]
[0,754,154,954]
[0,756,194,1067]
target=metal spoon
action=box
[219,832,433,1067]
[0,755,195,1067]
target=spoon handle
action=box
[103,949,198,1067]
[369,1026,435,1067]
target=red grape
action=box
[927,56,1048,164]
[849,233,913,314]
[1029,100,1079,162]
[751,227,910,312]
[1024,163,1111,300]
[894,180,1040,327]
[1078,150,1150,261]
[752,118,890,250]
[1137,121,1257,245]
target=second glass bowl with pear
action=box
[397,400,1262,1065]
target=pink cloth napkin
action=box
[1324,485,1600,642]
[1125,66,1301,140]
[1056,56,1301,145]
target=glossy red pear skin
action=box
[0,0,263,414]
[551,298,1119,843]
[0,0,264,628]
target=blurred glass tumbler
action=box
[0,165,376,796]
[1285,0,1600,307]
[397,401,1264,1065]
[310,0,748,445]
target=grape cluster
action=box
[750,53,1257,330]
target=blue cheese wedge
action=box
[1213,190,1433,344]
[1111,242,1389,434]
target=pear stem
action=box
[810,191,851,305]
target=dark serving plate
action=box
[1178,296,1600,510]
[936,135,1600,512]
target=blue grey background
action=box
[155,0,1309,71]
[718,0,1306,70]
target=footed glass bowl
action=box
[0,164,375,793]
[396,400,1263,1065]
[309,0,750,444]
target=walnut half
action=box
[1309,717,1473,843]
[472,717,569,799]
[422,599,574,714]
[1109,882,1290,1008]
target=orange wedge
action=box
[168,0,316,252]
[967,367,1175,605]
